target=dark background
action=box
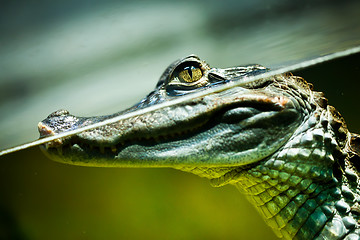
[1,0,360,239]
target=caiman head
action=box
[38,55,302,168]
[38,55,360,239]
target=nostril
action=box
[48,109,70,118]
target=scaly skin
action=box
[38,55,360,239]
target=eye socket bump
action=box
[177,66,203,83]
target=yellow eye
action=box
[178,66,202,83]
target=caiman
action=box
[38,55,360,240]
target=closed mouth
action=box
[39,94,290,158]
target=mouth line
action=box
[41,119,209,156]
[40,96,288,157]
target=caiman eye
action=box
[165,60,209,96]
[178,66,203,83]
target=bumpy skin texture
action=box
[39,55,360,239]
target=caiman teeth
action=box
[38,122,67,148]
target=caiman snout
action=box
[38,109,71,138]
[38,109,82,138]
[38,122,55,138]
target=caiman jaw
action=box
[38,55,303,167]
[39,86,302,168]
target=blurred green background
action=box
[1,0,360,239]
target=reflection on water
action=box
[0,0,360,239]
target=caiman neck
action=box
[179,108,360,239]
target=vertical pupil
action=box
[184,66,194,79]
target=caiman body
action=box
[38,55,360,239]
